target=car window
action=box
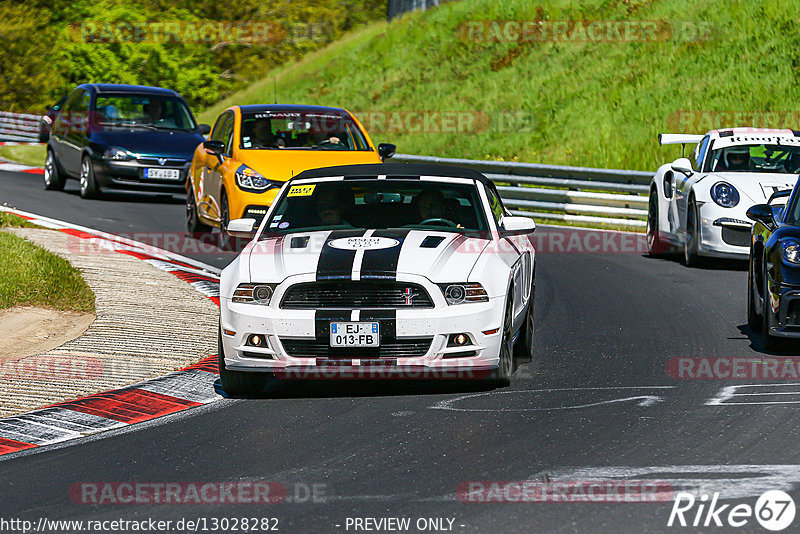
[210,112,234,146]
[66,90,91,131]
[693,135,709,171]
[240,110,371,151]
[61,89,83,114]
[219,115,235,156]
[93,94,196,131]
[262,180,489,235]
[484,184,505,227]
[707,144,800,174]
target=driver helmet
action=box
[724,145,750,169]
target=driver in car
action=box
[142,99,177,128]
[315,189,353,227]
[721,146,751,171]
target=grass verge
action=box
[0,144,46,168]
[0,213,95,312]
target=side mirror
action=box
[670,157,693,176]
[378,143,396,161]
[198,124,211,136]
[203,139,225,164]
[203,139,224,154]
[226,218,257,239]
[502,216,536,235]
[747,204,775,229]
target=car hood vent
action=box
[420,236,446,248]
[291,236,310,248]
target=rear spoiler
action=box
[658,133,705,146]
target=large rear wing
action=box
[658,133,705,146]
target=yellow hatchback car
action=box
[186,104,394,237]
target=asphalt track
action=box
[2,169,800,533]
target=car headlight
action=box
[438,283,489,304]
[232,283,277,304]
[781,239,800,265]
[103,146,133,161]
[235,165,280,192]
[711,181,740,208]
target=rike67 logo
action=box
[668,490,796,531]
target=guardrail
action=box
[387,0,446,20]
[0,111,40,142]
[393,153,654,230]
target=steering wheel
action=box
[419,218,457,227]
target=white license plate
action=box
[330,322,380,347]
[144,168,181,180]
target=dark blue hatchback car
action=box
[45,84,210,198]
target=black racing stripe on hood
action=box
[315,229,367,280]
[359,229,411,280]
[360,310,397,343]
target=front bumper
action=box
[764,280,800,339]
[228,187,281,221]
[220,274,505,378]
[92,158,189,193]
[697,210,751,259]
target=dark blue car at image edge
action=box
[45,84,211,199]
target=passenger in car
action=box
[417,189,447,222]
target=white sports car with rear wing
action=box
[217,163,537,394]
[647,128,799,265]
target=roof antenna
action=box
[274,77,277,104]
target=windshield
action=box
[240,110,370,151]
[262,179,489,235]
[708,144,800,173]
[94,94,197,131]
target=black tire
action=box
[683,198,702,267]
[218,326,270,396]
[488,295,515,386]
[79,155,101,199]
[747,249,761,333]
[761,262,784,352]
[218,190,234,251]
[186,189,212,233]
[647,188,668,256]
[43,148,66,191]
[513,285,534,363]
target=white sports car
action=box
[647,128,800,265]
[218,163,537,394]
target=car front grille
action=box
[721,226,750,247]
[280,338,433,359]
[137,158,187,167]
[280,281,434,309]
